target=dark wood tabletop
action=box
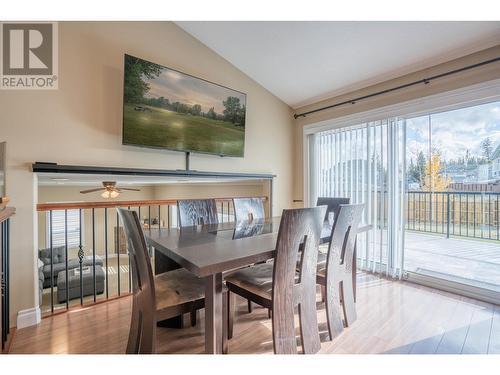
[147,217,371,277]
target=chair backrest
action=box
[233,197,265,222]
[177,199,218,227]
[316,197,350,223]
[116,208,156,354]
[272,206,326,354]
[327,204,364,270]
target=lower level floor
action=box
[10,272,500,354]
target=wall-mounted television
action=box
[122,54,246,157]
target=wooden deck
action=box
[405,231,500,292]
[10,273,500,354]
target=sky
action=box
[144,67,246,114]
[406,101,500,163]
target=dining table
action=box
[145,216,371,354]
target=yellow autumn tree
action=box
[421,153,451,191]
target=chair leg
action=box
[247,299,252,313]
[190,310,197,327]
[325,282,344,341]
[268,309,272,319]
[320,285,326,302]
[227,291,234,340]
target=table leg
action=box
[204,272,223,354]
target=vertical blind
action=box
[311,119,406,278]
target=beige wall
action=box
[293,45,500,203]
[0,22,294,326]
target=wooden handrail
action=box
[36,196,268,211]
[0,207,15,223]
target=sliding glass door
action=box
[404,101,500,295]
[311,119,405,279]
[308,98,500,300]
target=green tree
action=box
[481,137,493,161]
[123,56,162,104]
[235,105,246,127]
[222,96,242,124]
[207,107,217,120]
[408,151,426,188]
[190,104,202,116]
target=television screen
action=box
[122,54,246,157]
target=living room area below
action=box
[36,170,272,315]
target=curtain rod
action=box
[293,56,500,119]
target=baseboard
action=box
[16,307,41,329]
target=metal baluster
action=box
[6,219,9,342]
[488,194,491,240]
[92,208,96,302]
[116,212,121,296]
[49,210,54,313]
[148,206,151,232]
[466,195,469,237]
[459,195,462,236]
[158,205,161,230]
[446,193,450,238]
[497,197,499,240]
[473,194,477,238]
[167,205,170,229]
[424,192,427,232]
[78,209,84,305]
[105,208,109,299]
[64,210,69,309]
[128,206,131,293]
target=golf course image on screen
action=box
[123,54,246,157]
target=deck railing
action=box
[406,191,500,240]
[36,196,268,315]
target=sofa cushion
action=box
[39,246,66,265]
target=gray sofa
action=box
[39,246,104,288]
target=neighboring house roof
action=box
[492,145,500,160]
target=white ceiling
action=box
[176,21,500,108]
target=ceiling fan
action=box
[80,181,140,199]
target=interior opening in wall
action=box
[34,171,272,316]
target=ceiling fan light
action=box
[101,190,111,199]
[110,190,120,198]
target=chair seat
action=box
[225,262,274,300]
[155,268,205,311]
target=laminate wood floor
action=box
[9,273,500,354]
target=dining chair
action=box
[232,197,266,313]
[225,206,326,354]
[315,197,350,302]
[316,197,350,224]
[316,203,364,341]
[177,199,219,227]
[233,197,265,222]
[117,208,227,354]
